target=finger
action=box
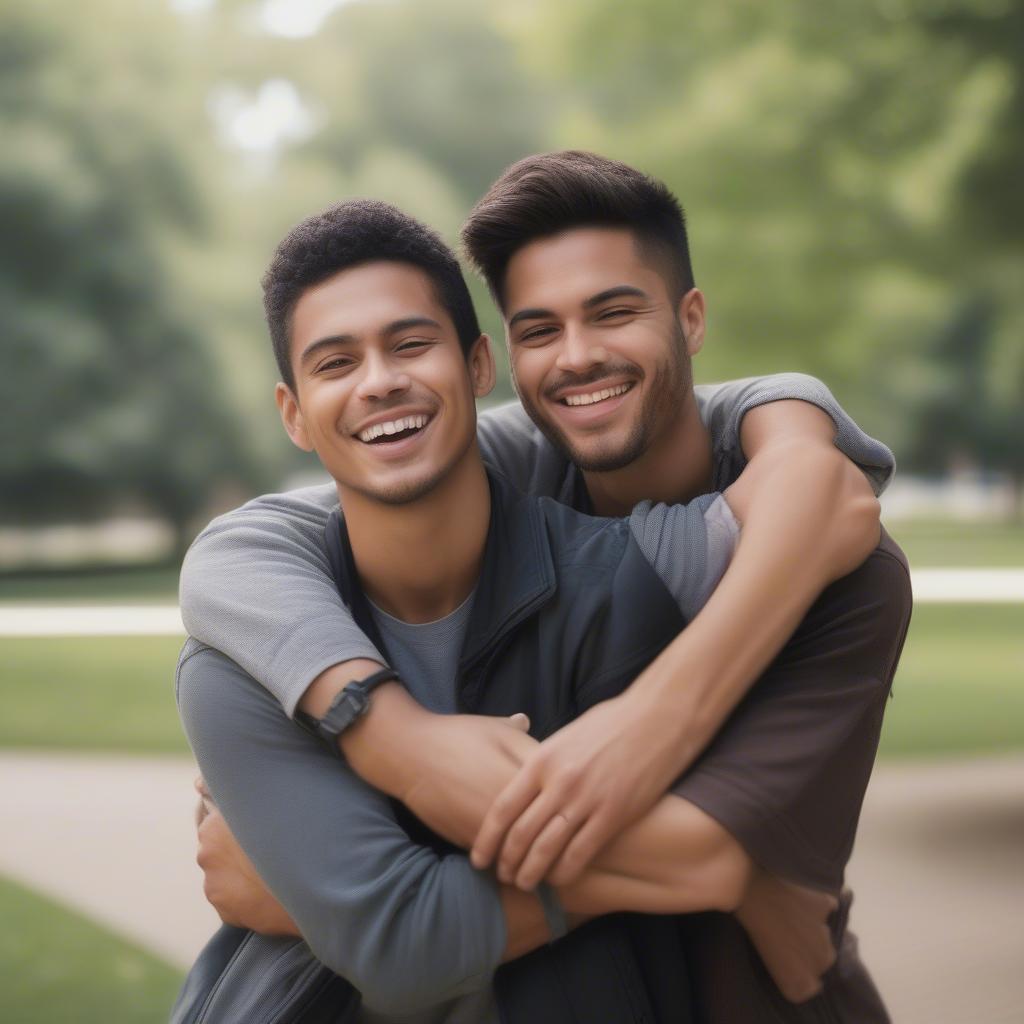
[470,768,542,869]
[495,788,576,882]
[506,713,531,732]
[547,811,615,886]
[514,810,577,891]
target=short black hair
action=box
[461,150,695,306]
[263,199,481,389]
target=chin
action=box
[548,424,649,474]
[363,470,449,506]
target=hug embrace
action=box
[173,151,911,1024]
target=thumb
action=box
[507,712,531,733]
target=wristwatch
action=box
[302,667,400,755]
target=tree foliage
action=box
[0,0,263,545]
[3,0,1020,539]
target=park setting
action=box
[2,0,1022,1021]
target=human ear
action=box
[275,382,314,452]
[468,335,497,399]
[677,288,707,357]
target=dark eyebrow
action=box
[300,334,355,366]
[299,317,442,366]
[508,307,555,329]
[508,287,650,330]
[582,285,650,308]
[384,316,443,335]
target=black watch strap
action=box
[307,667,400,755]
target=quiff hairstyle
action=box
[263,199,481,390]
[461,150,695,306]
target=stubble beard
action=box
[517,321,693,473]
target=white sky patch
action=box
[170,0,359,37]
[168,0,216,15]
[207,78,322,154]
[258,0,355,37]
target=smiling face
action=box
[502,226,705,472]
[276,261,493,506]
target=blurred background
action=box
[0,0,1021,1020]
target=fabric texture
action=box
[175,373,908,1022]
[179,373,892,714]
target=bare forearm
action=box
[560,795,751,916]
[341,696,747,917]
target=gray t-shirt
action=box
[360,596,489,1024]
[179,374,893,716]
[176,496,740,1018]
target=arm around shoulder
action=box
[178,485,385,716]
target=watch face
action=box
[319,684,369,743]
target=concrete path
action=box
[0,752,218,967]
[3,567,1022,638]
[0,751,1021,1022]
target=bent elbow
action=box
[308,927,485,1017]
[708,839,754,913]
[825,457,882,580]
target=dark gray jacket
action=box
[323,470,695,1022]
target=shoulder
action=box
[477,402,568,497]
[533,497,631,569]
[187,483,339,550]
[527,500,684,701]
[793,527,913,681]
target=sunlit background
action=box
[1,1,1021,1021]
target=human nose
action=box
[554,325,609,374]
[354,352,412,401]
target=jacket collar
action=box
[324,470,557,675]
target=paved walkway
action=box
[0,751,1021,1022]
[2,567,1022,638]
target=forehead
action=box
[502,226,668,314]
[290,261,450,350]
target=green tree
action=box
[0,0,263,551]
[511,0,1023,467]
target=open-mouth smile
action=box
[356,414,432,445]
[557,382,634,407]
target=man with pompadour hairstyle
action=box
[178,153,910,1023]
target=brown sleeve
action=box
[671,529,913,891]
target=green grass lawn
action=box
[0,875,183,1024]
[0,636,189,753]
[887,517,1024,567]
[0,601,1020,758]
[879,603,1024,757]
[0,564,180,603]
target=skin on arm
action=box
[199,694,836,1000]
[345,694,838,999]
[470,400,882,889]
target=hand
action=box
[397,712,537,850]
[470,691,691,890]
[195,792,300,937]
[735,870,838,1003]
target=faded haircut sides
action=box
[263,199,481,390]
[461,150,695,307]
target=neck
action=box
[583,392,713,516]
[339,446,491,624]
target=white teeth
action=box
[357,414,429,442]
[564,383,630,407]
